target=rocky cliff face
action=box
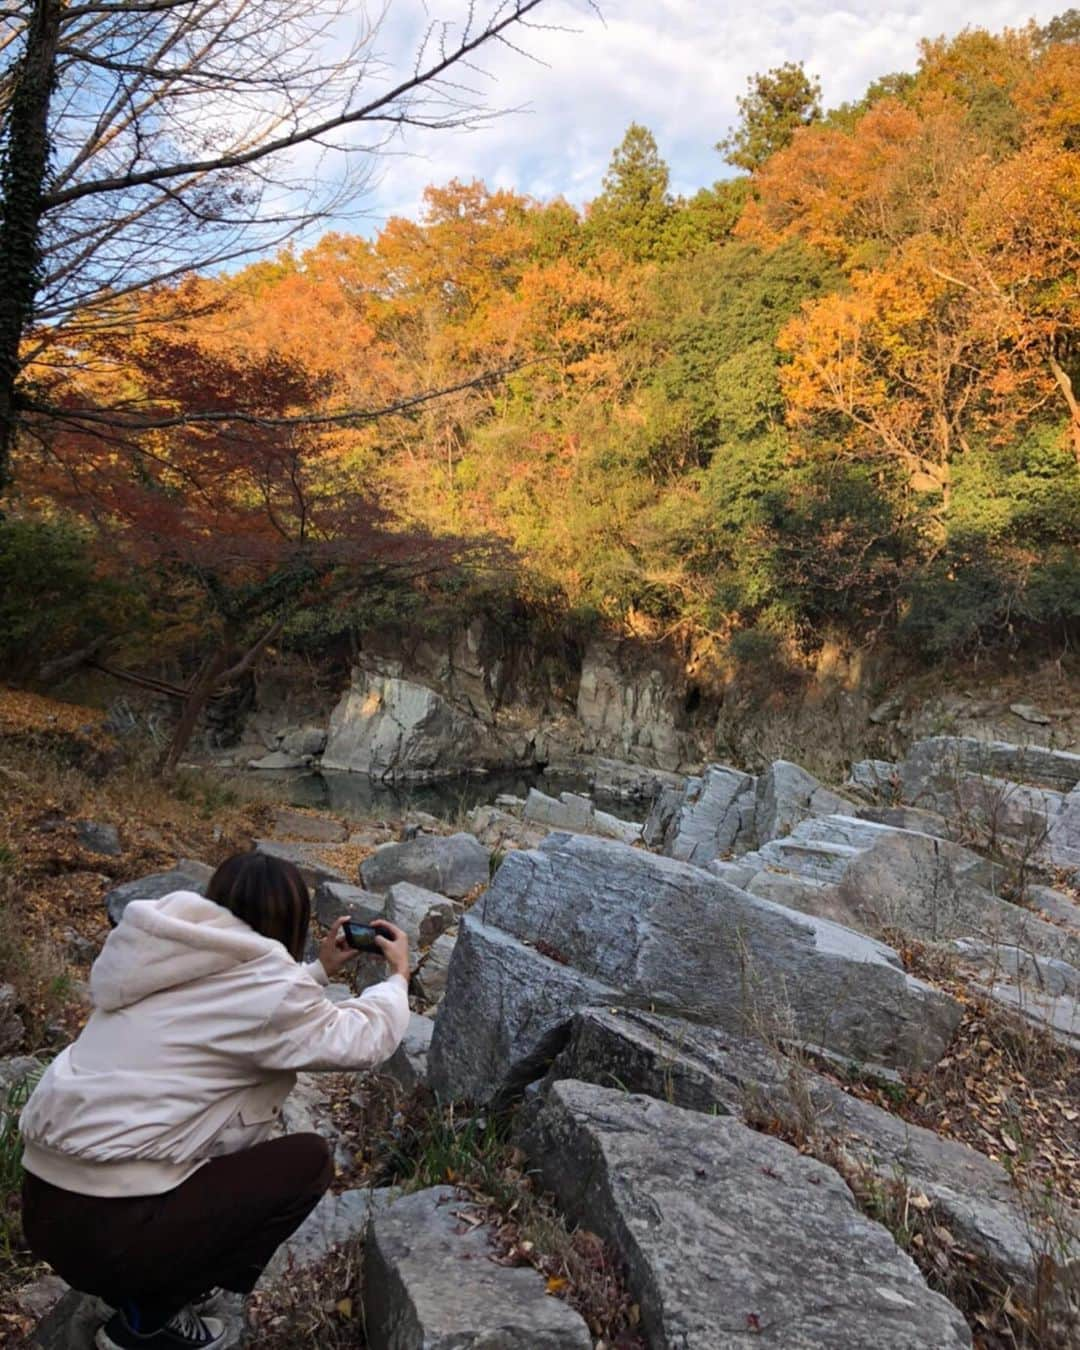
[318,625,707,779]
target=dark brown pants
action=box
[21,1133,333,1328]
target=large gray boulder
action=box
[385,882,456,948]
[643,763,756,864]
[254,839,349,887]
[543,1008,1077,1307]
[952,940,1080,1051]
[361,833,490,899]
[647,759,856,864]
[835,827,1076,963]
[902,736,1080,802]
[754,760,854,844]
[381,1012,435,1092]
[322,667,487,779]
[735,815,1078,965]
[312,880,384,929]
[277,725,327,758]
[520,1080,972,1349]
[900,737,1080,870]
[429,835,959,1100]
[104,859,213,927]
[363,1186,592,1349]
[428,918,619,1103]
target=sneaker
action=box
[95,1305,227,1349]
[192,1289,232,1317]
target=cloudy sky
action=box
[338,0,1065,232]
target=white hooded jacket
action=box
[20,891,410,1197]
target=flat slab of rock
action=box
[1025,883,1080,930]
[386,882,456,947]
[521,1080,971,1349]
[544,1008,1072,1302]
[361,832,489,899]
[270,807,347,843]
[953,941,1080,1051]
[473,833,959,1076]
[104,859,213,926]
[903,736,1080,796]
[75,819,122,856]
[254,839,349,887]
[468,804,548,852]
[363,1185,592,1348]
[312,880,384,929]
[248,750,306,770]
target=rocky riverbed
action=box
[5,727,1080,1348]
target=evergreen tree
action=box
[586,123,674,262]
[719,62,822,171]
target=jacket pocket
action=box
[236,1076,293,1126]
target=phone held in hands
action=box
[342,920,382,953]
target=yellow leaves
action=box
[334,1297,353,1319]
[545,1276,568,1294]
[738,99,925,260]
[1015,43,1080,149]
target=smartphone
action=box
[342,920,383,953]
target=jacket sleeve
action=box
[250,972,411,1073]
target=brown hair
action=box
[205,852,310,962]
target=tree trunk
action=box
[1049,351,1080,465]
[0,0,61,495]
[157,616,285,775]
[159,647,232,777]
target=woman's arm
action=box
[251,969,411,1073]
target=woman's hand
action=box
[318,916,358,981]
[371,919,410,981]
[317,916,410,983]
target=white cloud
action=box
[303,0,1068,233]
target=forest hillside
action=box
[5,15,1080,700]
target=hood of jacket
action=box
[90,890,282,1012]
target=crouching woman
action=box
[18,852,410,1350]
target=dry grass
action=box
[246,1243,364,1349]
[857,938,1080,1206]
[338,1077,645,1348]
